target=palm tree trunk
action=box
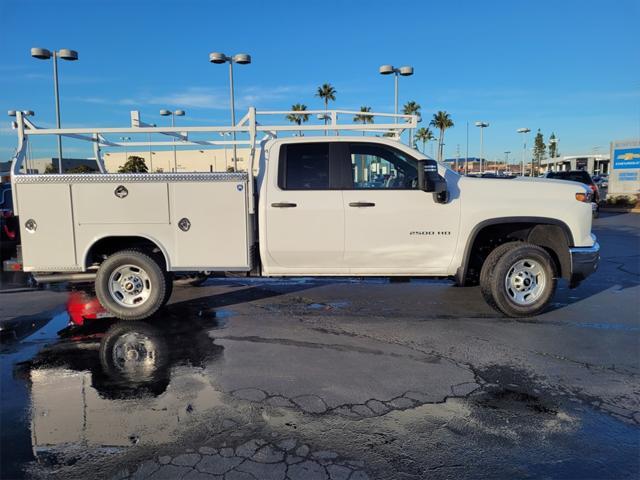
[438,130,444,161]
[324,99,328,136]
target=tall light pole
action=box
[120,136,131,163]
[379,65,413,123]
[31,47,78,174]
[209,52,251,172]
[148,123,156,172]
[517,128,531,176]
[504,151,510,172]
[160,109,185,172]
[475,122,489,173]
[220,132,231,171]
[548,137,558,172]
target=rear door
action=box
[341,142,460,274]
[264,142,346,272]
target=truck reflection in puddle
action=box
[15,295,225,457]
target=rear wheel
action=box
[95,250,167,320]
[481,243,556,317]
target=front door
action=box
[264,142,345,272]
[342,142,460,274]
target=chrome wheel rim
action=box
[108,264,152,308]
[111,332,158,379]
[504,258,546,306]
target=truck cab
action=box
[258,137,460,276]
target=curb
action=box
[601,208,640,213]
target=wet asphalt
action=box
[1,212,639,480]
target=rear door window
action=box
[279,143,330,190]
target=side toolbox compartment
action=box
[170,181,250,269]
[15,183,77,271]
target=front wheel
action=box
[482,243,556,317]
[95,250,167,320]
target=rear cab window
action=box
[278,143,330,190]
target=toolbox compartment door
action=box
[170,181,249,269]
[72,182,170,225]
[16,183,77,270]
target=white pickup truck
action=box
[9,108,599,319]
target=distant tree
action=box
[67,164,96,174]
[548,132,558,158]
[316,83,337,132]
[414,127,435,154]
[44,162,58,174]
[118,155,148,173]
[402,101,421,146]
[286,104,310,136]
[429,111,454,161]
[532,129,546,173]
[353,106,374,135]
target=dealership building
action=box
[608,139,640,196]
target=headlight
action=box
[575,187,591,203]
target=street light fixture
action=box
[160,109,185,172]
[475,122,489,173]
[31,47,78,174]
[517,127,531,176]
[209,52,252,171]
[379,64,413,123]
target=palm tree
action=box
[430,111,454,161]
[402,101,421,146]
[353,106,374,135]
[316,83,336,133]
[286,104,309,136]
[414,127,435,154]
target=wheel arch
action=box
[456,217,574,286]
[83,235,171,271]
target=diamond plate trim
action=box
[13,172,248,184]
[29,266,83,272]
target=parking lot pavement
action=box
[1,212,638,480]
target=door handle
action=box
[271,202,297,208]
[349,202,376,207]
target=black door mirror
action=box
[418,159,448,203]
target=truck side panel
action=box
[16,183,77,271]
[170,182,249,269]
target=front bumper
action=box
[568,238,600,288]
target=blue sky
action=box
[1,0,638,162]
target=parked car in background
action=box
[592,175,608,189]
[544,170,600,218]
[0,183,19,260]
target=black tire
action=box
[163,271,174,304]
[479,242,522,308]
[95,250,167,320]
[486,243,556,317]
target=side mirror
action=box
[418,160,449,204]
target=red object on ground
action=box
[66,290,112,326]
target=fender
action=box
[455,216,574,286]
[82,234,171,271]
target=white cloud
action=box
[72,84,314,110]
